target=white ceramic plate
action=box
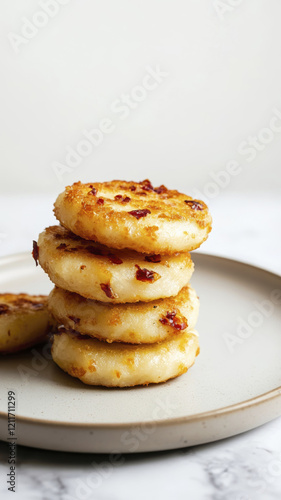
[0,252,281,453]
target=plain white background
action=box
[1,4,281,499]
[1,0,281,197]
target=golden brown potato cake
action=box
[0,293,49,354]
[54,180,212,254]
[37,226,194,303]
[51,329,200,387]
[48,284,199,344]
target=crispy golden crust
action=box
[51,329,200,387]
[0,293,47,313]
[54,180,212,254]
[48,285,199,344]
[37,225,194,303]
[0,294,49,354]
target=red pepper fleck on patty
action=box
[184,200,204,211]
[100,283,115,299]
[135,265,160,283]
[145,254,161,263]
[128,209,151,219]
[32,240,39,266]
[159,311,188,331]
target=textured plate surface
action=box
[0,252,281,453]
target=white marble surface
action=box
[0,192,281,499]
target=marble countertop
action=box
[0,192,281,500]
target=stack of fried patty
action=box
[36,179,212,387]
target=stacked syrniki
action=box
[35,179,212,387]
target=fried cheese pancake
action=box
[48,285,199,344]
[51,329,200,387]
[37,226,194,303]
[0,294,49,354]
[54,180,212,254]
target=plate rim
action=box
[0,251,281,429]
[1,385,281,430]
